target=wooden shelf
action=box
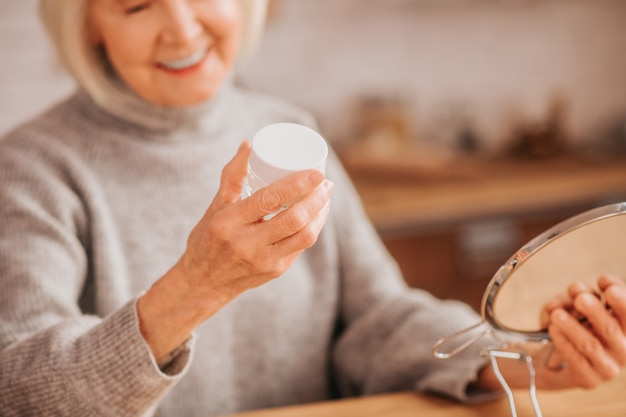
[343,153,626,235]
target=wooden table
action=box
[227,370,626,417]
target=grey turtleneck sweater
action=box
[0,82,491,417]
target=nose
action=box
[160,0,202,46]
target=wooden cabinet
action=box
[380,212,579,311]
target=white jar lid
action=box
[249,122,328,184]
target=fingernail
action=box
[553,309,568,323]
[610,285,626,301]
[323,180,334,192]
[579,293,595,306]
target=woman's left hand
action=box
[536,275,626,389]
[477,275,626,392]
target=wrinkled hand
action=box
[137,141,333,362]
[537,275,626,389]
[180,141,333,301]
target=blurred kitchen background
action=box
[2,0,625,310]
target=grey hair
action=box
[38,0,268,110]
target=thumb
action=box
[215,141,251,207]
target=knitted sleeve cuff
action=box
[156,335,195,376]
[64,298,195,414]
[126,296,195,378]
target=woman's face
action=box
[89,0,242,106]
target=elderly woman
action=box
[1,1,625,416]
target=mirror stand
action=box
[486,346,542,417]
[432,322,544,417]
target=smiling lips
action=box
[156,47,209,74]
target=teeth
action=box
[160,49,207,70]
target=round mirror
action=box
[482,202,626,342]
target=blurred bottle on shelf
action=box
[507,96,569,159]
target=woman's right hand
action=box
[180,140,333,302]
[137,141,333,363]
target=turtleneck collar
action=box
[76,71,236,137]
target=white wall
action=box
[237,0,626,152]
[1,0,624,154]
[0,1,74,136]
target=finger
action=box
[214,141,252,207]
[541,293,573,328]
[272,197,331,255]
[598,274,626,292]
[568,281,595,299]
[551,308,621,381]
[246,200,331,282]
[604,283,626,332]
[240,169,325,223]
[567,281,599,323]
[259,179,333,242]
[548,324,603,389]
[574,292,626,365]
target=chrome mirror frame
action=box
[482,201,626,341]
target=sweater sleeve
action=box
[0,134,191,416]
[326,150,497,402]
